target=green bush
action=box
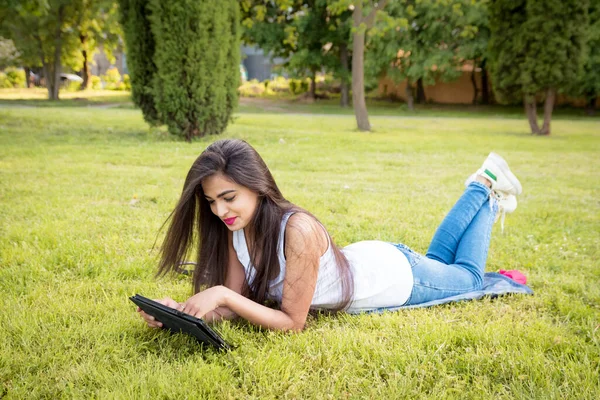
[238,79,266,97]
[123,74,131,90]
[288,78,309,95]
[64,80,81,92]
[0,72,13,88]
[300,79,309,93]
[102,67,122,90]
[289,79,299,94]
[318,74,339,93]
[5,68,26,88]
[269,76,290,92]
[90,75,102,90]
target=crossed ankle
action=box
[475,175,492,188]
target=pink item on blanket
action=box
[498,270,527,285]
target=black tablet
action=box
[130,294,231,350]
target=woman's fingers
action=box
[181,303,192,315]
[181,303,206,319]
[138,298,179,328]
[138,310,163,328]
[157,297,180,309]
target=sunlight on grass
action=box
[0,88,129,100]
[0,106,599,398]
[0,88,132,108]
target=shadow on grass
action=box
[1,91,598,120]
[237,98,600,120]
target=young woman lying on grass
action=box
[138,139,522,332]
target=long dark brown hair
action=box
[157,139,354,310]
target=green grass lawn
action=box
[0,88,133,108]
[0,103,599,398]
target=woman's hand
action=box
[136,297,181,328]
[181,285,229,319]
[203,306,237,322]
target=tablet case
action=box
[130,294,231,350]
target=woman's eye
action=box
[224,196,235,202]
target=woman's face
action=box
[201,173,259,231]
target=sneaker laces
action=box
[490,191,507,233]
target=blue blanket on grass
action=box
[349,272,533,314]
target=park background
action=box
[1,0,599,398]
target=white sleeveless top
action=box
[232,213,413,313]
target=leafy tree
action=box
[287,0,353,102]
[148,0,240,140]
[0,36,20,69]
[489,0,588,135]
[118,0,159,125]
[0,35,40,87]
[241,0,353,105]
[240,0,299,59]
[329,0,389,131]
[76,0,121,90]
[455,0,490,105]
[0,0,84,100]
[241,1,314,95]
[367,0,487,110]
[328,9,354,107]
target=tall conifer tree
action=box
[118,0,159,125]
[572,1,600,113]
[148,0,240,140]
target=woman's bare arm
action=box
[182,213,328,331]
[203,231,247,322]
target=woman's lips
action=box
[223,217,237,226]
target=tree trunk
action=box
[539,88,555,135]
[405,82,414,111]
[339,42,349,108]
[24,67,31,88]
[471,60,479,105]
[46,5,65,100]
[44,64,60,100]
[350,0,388,131]
[480,60,490,105]
[585,94,596,116]
[352,5,370,131]
[310,71,316,100]
[80,34,90,90]
[340,81,350,108]
[48,49,62,100]
[524,95,540,134]
[416,78,426,104]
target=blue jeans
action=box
[395,182,498,306]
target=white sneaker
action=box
[493,191,517,214]
[474,152,522,196]
[465,153,521,232]
[464,175,518,215]
[465,175,518,231]
[492,191,517,232]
